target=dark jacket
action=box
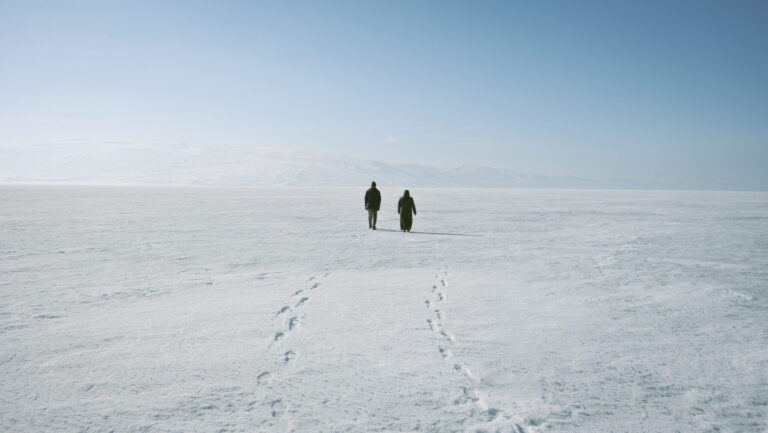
[398,195,416,231]
[365,187,381,211]
[398,196,416,216]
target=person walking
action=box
[398,190,417,232]
[365,181,381,229]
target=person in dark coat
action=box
[398,190,417,232]
[364,181,381,229]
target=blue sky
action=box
[1,0,767,189]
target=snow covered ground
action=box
[0,144,676,189]
[1,186,767,432]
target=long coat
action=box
[398,196,417,230]
[365,187,381,211]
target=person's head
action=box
[404,190,410,197]
[371,181,376,187]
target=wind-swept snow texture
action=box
[1,186,767,432]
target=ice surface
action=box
[1,186,767,432]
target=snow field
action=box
[1,186,767,432]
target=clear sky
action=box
[1,0,767,189]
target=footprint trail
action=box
[257,273,331,426]
[424,269,523,430]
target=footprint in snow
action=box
[292,289,304,297]
[485,408,501,422]
[295,297,309,307]
[441,330,455,342]
[288,316,300,331]
[276,306,290,315]
[270,399,286,417]
[435,309,443,320]
[427,319,436,331]
[438,346,452,359]
[454,363,476,381]
[454,386,481,405]
[274,332,285,342]
[284,350,297,364]
[257,371,271,384]
[437,292,445,302]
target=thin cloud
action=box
[383,137,398,143]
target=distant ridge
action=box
[0,143,685,189]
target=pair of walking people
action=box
[365,181,417,232]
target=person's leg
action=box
[368,210,373,228]
[400,215,406,231]
[372,210,377,229]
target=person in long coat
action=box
[364,181,381,229]
[397,190,417,232]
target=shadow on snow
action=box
[374,228,482,237]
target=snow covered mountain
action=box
[0,143,667,189]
